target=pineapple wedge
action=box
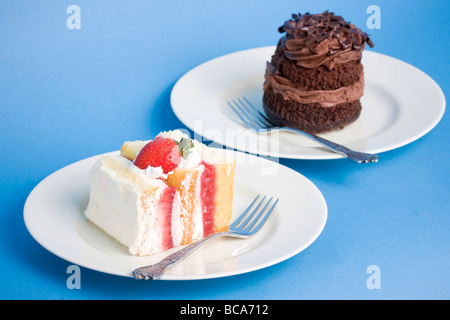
[120,140,148,160]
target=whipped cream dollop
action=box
[145,166,168,179]
[179,149,202,169]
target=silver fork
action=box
[132,194,278,280]
[228,97,378,163]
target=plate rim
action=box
[23,149,328,280]
[170,46,446,160]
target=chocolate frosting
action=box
[277,11,374,69]
[264,11,373,107]
[267,72,364,107]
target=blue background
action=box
[1,0,449,299]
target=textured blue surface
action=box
[1,0,449,299]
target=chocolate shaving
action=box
[278,11,374,52]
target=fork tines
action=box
[231,194,279,234]
[227,97,274,130]
[228,96,379,164]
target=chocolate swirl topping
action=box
[276,11,374,69]
[264,11,374,108]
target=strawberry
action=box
[133,138,181,174]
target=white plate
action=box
[170,46,446,159]
[24,150,327,280]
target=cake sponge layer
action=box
[263,89,362,133]
[84,156,174,256]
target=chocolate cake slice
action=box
[263,11,374,133]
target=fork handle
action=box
[132,232,226,280]
[280,127,379,163]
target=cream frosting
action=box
[265,71,364,107]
